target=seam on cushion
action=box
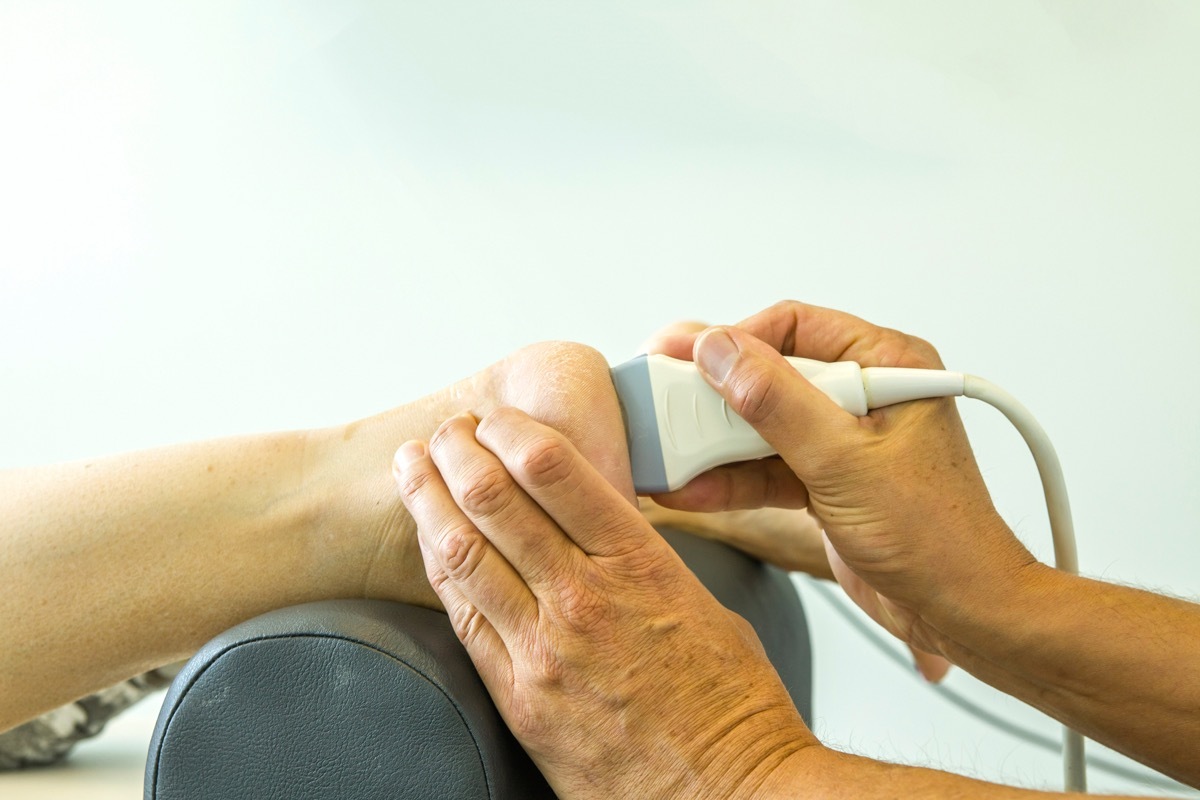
[149,631,497,800]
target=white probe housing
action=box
[611,354,965,493]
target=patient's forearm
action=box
[0,341,630,734]
[0,395,457,732]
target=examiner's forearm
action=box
[926,562,1200,786]
[759,742,1148,799]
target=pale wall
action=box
[2,2,1197,794]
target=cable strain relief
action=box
[861,368,965,409]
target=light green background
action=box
[1,2,1197,796]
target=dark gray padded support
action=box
[146,601,552,800]
[146,526,810,800]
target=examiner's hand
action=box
[393,409,814,799]
[645,301,1036,660]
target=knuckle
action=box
[506,694,554,744]
[437,524,488,582]
[725,609,768,653]
[529,640,569,689]
[727,363,783,425]
[765,460,807,508]
[475,407,527,446]
[612,548,676,585]
[427,568,452,595]
[710,471,741,510]
[447,600,488,646]
[515,435,575,489]
[707,467,767,512]
[396,465,436,505]
[458,464,517,518]
[905,335,945,369]
[428,416,464,453]
[482,406,524,429]
[873,327,944,370]
[554,569,612,633]
[773,299,805,343]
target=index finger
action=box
[734,301,945,369]
[646,300,943,370]
[475,408,663,559]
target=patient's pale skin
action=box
[396,301,1200,798]
[0,341,631,733]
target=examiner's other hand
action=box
[393,409,814,799]
[645,301,1036,660]
[324,341,633,610]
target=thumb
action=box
[693,326,854,477]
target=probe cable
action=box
[961,376,1086,792]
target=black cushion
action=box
[146,527,811,799]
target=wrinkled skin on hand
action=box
[393,409,813,799]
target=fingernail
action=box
[393,440,427,473]
[695,328,739,383]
